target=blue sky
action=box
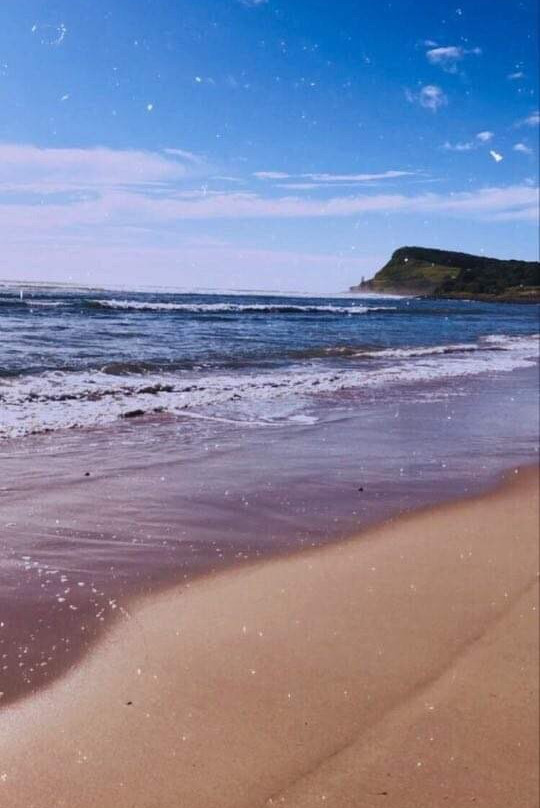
[0,0,538,292]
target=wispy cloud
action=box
[507,71,525,80]
[489,150,504,163]
[253,171,291,180]
[442,141,475,152]
[238,0,268,6]
[0,143,207,193]
[162,148,206,164]
[0,145,536,243]
[406,85,448,112]
[426,45,481,73]
[254,169,417,184]
[273,183,320,190]
[476,131,494,143]
[301,170,415,183]
[513,143,533,155]
[516,111,540,127]
[436,185,537,221]
[1,185,536,226]
[442,131,495,153]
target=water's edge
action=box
[1,444,537,711]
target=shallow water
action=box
[0,353,538,705]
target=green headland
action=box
[351,246,540,302]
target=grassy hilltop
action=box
[351,246,540,302]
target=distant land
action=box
[351,247,540,303]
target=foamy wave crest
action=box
[0,297,67,308]
[89,299,395,315]
[307,336,522,361]
[1,334,537,439]
[26,300,68,308]
[356,342,492,360]
[0,297,25,306]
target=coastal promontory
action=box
[351,246,540,302]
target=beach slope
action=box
[0,468,538,807]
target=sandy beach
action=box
[2,0,539,805]
[0,466,538,808]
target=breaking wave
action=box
[88,299,395,315]
[292,337,510,361]
[1,334,537,439]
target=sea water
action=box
[0,287,538,437]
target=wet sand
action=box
[2,365,538,707]
[0,466,538,807]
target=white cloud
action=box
[0,143,206,192]
[489,150,504,163]
[476,131,494,143]
[435,186,537,221]
[0,182,536,227]
[507,71,525,80]
[442,141,475,152]
[407,85,448,112]
[163,148,206,164]
[1,141,536,289]
[302,170,414,182]
[422,86,447,110]
[443,131,495,152]
[275,183,320,190]
[238,0,268,6]
[211,175,244,183]
[513,143,533,155]
[426,45,481,73]
[0,144,536,237]
[253,171,291,180]
[426,46,463,72]
[256,169,417,184]
[516,110,540,127]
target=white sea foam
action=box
[26,300,68,308]
[0,334,537,439]
[0,297,67,307]
[354,342,488,359]
[90,299,395,315]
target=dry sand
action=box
[0,468,538,807]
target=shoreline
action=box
[351,288,540,304]
[1,436,537,710]
[1,464,538,807]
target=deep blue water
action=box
[1,287,539,374]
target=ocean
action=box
[0,285,539,705]
[0,286,538,438]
